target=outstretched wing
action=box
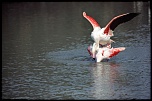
[83,12,100,29]
[104,13,140,35]
[109,47,125,58]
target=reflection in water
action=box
[133,1,150,26]
[133,2,143,12]
[148,5,151,25]
[91,62,120,99]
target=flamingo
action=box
[87,44,125,62]
[83,12,140,59]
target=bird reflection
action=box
[91,62,120,99]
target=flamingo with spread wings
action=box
[83,12,140,59]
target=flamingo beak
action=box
[87,46,93,57]
[87,45,96,60]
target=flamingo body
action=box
[87,44,125,62]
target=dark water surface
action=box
[2,2,150,99]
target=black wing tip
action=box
[109,12,141,31]
[137,12,141,16]
[129,12,141,16]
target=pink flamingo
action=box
[83,12,140,59]
[87,44,125,62]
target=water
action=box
[2,2,150,99]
